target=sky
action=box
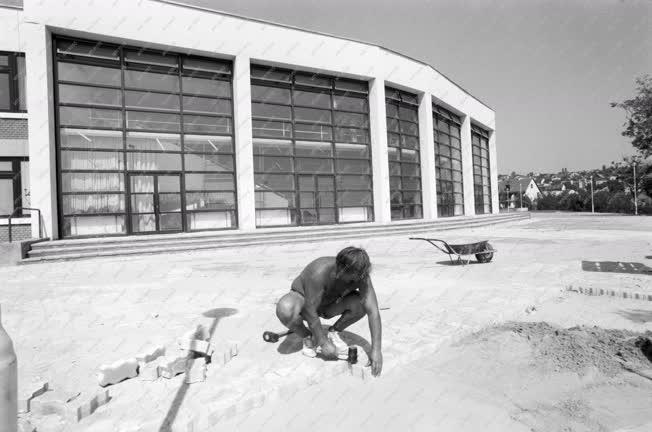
[179,0,651,174]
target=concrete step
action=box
[22,213,529,263]
[28,213,523,256]
[30,212,520,250]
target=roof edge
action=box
[154,0,494,111]
[0,4,22,10]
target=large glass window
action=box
[472,124,492,214]
[434,105,464,217]
[251,66,373,227]
[54,37,235,237]
[0,158,26,217]
[386,87,422,220]
[0,52,26,112]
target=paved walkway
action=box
[0,213,649,431]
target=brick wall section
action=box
[0,224,31,242]
[0,119,29,139]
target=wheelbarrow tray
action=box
[409,237,496,264]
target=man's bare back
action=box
[291,257,367,315]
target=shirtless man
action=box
[275,246,383,377]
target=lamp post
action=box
[519,183,523,208]
[0,304,18,432]
[590,175,594,213]
[633,161,638,216]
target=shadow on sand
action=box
[435,260,483,266]
[158,307,238,432]
[616,309,652,324]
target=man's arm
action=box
[301,292,327,346]
[361,276,383,376]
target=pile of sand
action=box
[474,322,652,376]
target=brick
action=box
[0,224,32,242]
[158,355,188,379]
[0,119,28,139]
[76,389,111,422]
[348,363,367,380]
[98,358,139,387]
[18,419,36,432]
[344,346,369,368]
[177,339,212,356]
[17,380,48,413]
[209,342,238,367]
[183,324,209,342]
[184,358,207,384]
[29,391,73,420]
[229,341,239,357]
[239,391,266,413]
[138,361,160,381]
[135,345,165,364]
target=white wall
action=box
[368,78,390,223]
[460,115,475,216]
[0,7,24,52]
[24,22,57,238]
[418,93,436,219]
[19,0,498,236]
[489,130,499,213]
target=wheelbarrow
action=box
[409,237,496,265]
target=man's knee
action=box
[349,296,366,317]
[338,293,366,318]
[276,294,302,324]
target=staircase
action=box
[22,212,530,264]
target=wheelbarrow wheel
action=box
[475,252,494,263]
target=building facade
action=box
[1,0,498,240]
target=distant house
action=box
[498,177,542,207]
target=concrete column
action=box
[489,129,499,214]
[418,93,436,220]
[24,23,58,239]
[368,78,390,224]
[461,115,475,216]
[232,55,256,231]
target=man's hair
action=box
[335,247,371,280]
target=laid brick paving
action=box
[0,213,649,431]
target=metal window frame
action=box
[0,156,25,217]
[471,124,492,214]
[433,105,464,217]
[0,51,26,113]
[250,65,374,228]
[52,35,237,238]
[385,86,423,221]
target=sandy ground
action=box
[0,212,650,431]
[220,295,652,432]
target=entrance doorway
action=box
[128,173,183,234]
[297,174,336,225]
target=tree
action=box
[568,189,590,211]
[537,193,559,210]
[611,75,652,157]
[607,192,634,214]
[592,190,610,212]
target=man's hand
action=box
[368,348,383,377]
[319,340,338,359]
